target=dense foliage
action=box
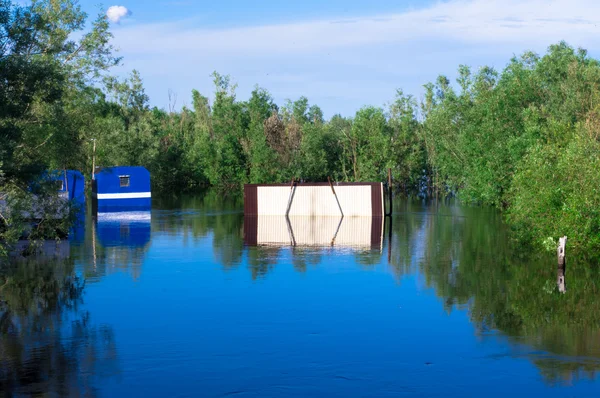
[423,43,600,251]
[2,0,600,252]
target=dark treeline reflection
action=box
[153,191,384,277]
[154,191,246,270]
[389,199,600,385]
[0,257,119,396]
[68,192,600,386]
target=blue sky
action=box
[80,0,600,117]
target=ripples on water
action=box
[2,192,600,397]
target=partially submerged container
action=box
[244,182,384,216]
[92,166,151,212]
[243,182,385,249]
[50,170,85,204]
[0,170,85,222]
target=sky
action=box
[78,0,600,117]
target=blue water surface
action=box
[3,194,600,397]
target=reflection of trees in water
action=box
[247,247,281,279]
[78,191,600,385]
[386,199,438,281]
[82,192,600,387]
[354,249,384,267]
[0,258,119,396]
[153,192,386,277]
[89,245,148,280]
[529,328,600,385]
[397,199,600,384]
[291,248,322,273]
[153,192,245,270]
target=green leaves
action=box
[0,1,121,256]
[4,6,600,258]
[420,41,600,248]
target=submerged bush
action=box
[508,131,600,251]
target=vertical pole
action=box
[63,168,68,197]
[387,216,392,264]
[386,168,393,216]
[92,216,97,270]
[92,139,96,180]
[557,236,567,293]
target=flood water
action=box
[2,192,600,397]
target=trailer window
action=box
[56,180,64,190]
[119,175,130,187]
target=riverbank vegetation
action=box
[2,0,600,252]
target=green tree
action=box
[0,0,119,256]
[247,87,279,183]
[347,106,389,181]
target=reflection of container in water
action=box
[96,211,151,247]
[244,215,383,250]
[92,166,151,213]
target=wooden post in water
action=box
[557,236,567,294]
[385,168,393,216]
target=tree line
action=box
[2,0,600,252]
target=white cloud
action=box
[109,0,600,115]
[112,0,600,55]
[107,5,131,24]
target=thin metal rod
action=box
[331,216,344,246]
[285,215,297,247]
[328,176,344,217]
[285,179,297,217]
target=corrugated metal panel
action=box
[334,185,373,216]
[288,186,340,216]
[257,186,290,215]
[250,183,379,216]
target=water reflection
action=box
[390,200,600,385]
[244,216,383,249]
[75,211,152,281]
[6,192,600,395]
[226,197,600,385]
[0,257,119,396]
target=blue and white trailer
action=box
[92,166,151,212]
